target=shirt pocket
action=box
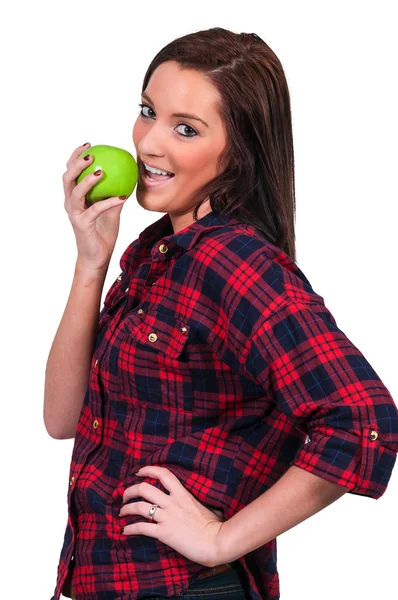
[117,310,194,414]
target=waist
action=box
[70,562,233,599]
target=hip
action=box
[71,562,249,600]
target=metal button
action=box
[159,244,168,254]
[138,309,144,314]
[369,430,378,441]
[94,359,98,367]
[117,274,122,281]
[93,419,99,429]
[69,476,75,486]
[125,287,129,292]
[148,333,157,342]
[180,327,187,333]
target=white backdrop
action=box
[1,1,397,598]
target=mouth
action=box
[139,161,176,189]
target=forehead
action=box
[145,61,222,116]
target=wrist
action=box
[75,258,110,278]
[211,520,233,568]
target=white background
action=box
[1,1,397,598]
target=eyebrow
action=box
[141,91,209,128]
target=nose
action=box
[137,121,167,160]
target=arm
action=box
[202,245,398,565]
[213,465,347,566]
[43,259,109,439]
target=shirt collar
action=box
[138,209,246,253]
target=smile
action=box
[140,162,176,188]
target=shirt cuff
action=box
[290,424,397,499]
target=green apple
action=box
[77,144,138,202]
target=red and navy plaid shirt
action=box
[51,209,398,600]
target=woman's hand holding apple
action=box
[63,143,128,272]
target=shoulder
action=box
[196,225,327,315]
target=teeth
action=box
[143,162,173,176]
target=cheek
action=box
[178,147,214,174]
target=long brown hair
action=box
[142,27,296,262]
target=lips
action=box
[140,161,175,177]
[139,162,176,188]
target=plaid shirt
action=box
[51,210,398,600]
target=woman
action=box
[45,27,398,600]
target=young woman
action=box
[44,27,398,600]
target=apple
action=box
[77,144,138,203]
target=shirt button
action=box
[94,359,99,369]
[93,419,99,429]
[148,333,157,342]
[69,476,75,486]
[125,287,129,292]
[117,274,122,281]
[138,309,144,314]
[159,244,168,254]
[369,430,378,441]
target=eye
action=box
[137,103,198,138]
[138,103,154,118]
[175,123,198,138]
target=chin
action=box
[136,190,172,213]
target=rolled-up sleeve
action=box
[244,299,398,499]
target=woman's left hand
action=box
[119,465,226,568]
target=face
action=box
[132,60,228,234]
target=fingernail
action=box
[83,154,91,161]
[94,169,102,176]
[83,142,90,146]
[119,195,127,200]
[120,527,125,534]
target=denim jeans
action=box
[153,563,249,599]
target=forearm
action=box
[213,465,348,566]
[43,259,109,439]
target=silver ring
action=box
[148,504,158,521]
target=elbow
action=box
[43,409,75,440]
[45,425,73,440]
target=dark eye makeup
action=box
[137,103,199,138]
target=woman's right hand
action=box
[63,142,128,271]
